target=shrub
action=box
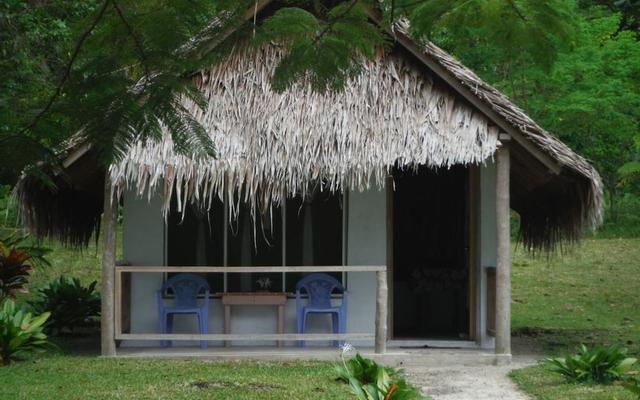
[336,349,428,400]
[30,277,101,334]
[0,242,33,303]
[547,344,637,383]
[0,299,50,366]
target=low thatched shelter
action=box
[16,2,602,361]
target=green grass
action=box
[509,364,636,400]
[0,355,351,400]
[511,238,640,400]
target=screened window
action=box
[167,198,225,293]
[227,204,283,292]
[285,191,343,292]
[167,188,345,294]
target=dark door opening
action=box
[392,165,469,339]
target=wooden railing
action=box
[114,265,388,353]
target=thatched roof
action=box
[111,44,498,213]
[16,7,603,251]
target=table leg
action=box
[277,304,284,348]
[224,305,231,348]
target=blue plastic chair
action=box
[295,273,347,347]
[157,273,210,348]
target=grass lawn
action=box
[511,237,640,400]
[0,355,351,400]
[509,363,635,400]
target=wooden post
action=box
[101,174,117,356]
[494,137,512,364]
[375,269,388,354]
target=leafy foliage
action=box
[0,299,50,366]
[546,344,637,383]
[401,0,578,70]
[258,2,385,92]
[0,231,51,268]
[0,242,33,303]
[0,0,99,184]
[30,277,101,334]
[335,352,427,399]
[433,5,640,229]
[1,0,225,184]
[527,11,640,190]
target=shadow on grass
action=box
[513,326,634,355]
[48,331,101,357]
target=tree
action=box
[0,0,582,193]
[0,1,99,184]
[433,6,640,221]
[517,11,640,219]
[0,0,228,184]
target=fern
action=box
[258,2,385,92]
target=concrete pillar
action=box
[101,174,117,356]
[494,138,512,364]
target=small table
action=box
[221,292,288,347]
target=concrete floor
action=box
[116,345,501,368]
[404,354,537,400]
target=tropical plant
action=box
[336,345,427,400]
[546,344,637,383]
[0,230,51,267]
[0,241,34,303]
[30,277,101,334]
[0,299,50,366]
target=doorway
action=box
[392,165,470,339]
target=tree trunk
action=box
[495,140,512,365]
[101,174,117,356]
[608,186,617,223]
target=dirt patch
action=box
[190,381,232,389]
[189,380,280,392]
[248,383,280,392]
[513,327,608,338]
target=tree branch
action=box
[506,0,528,21]
[111,0,150,83]
[17,0,111,136]
[314,0,360,44]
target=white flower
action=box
[340,342,354,354]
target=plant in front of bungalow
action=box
[0,241,34,304]
[29,277,101,335]
[335,343,429,400]
[546,344,637,384]
[0,299,50,366]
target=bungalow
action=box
[16,4,602,364]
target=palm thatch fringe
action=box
[109,44,498,218]
[15,171,104,248]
